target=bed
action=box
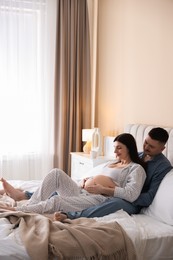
[0,123,173,260]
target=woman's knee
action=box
[49,168,66,177]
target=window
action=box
[0,0,57,179]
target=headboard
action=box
[104,124,173,166]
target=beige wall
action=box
[96,0,173,136]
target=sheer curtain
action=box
[0,0,57,180]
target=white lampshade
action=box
[82,129,93,142]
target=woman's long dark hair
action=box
[113,133,146,169]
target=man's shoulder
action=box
[154,153,171,164]
[150,153,173,175]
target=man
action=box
[57,127,172,220]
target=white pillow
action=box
[81,161,110,179]
[142,169,173,225]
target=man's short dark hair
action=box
[148,127,169,144]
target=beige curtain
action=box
[87,0,98,128]
[54,0,91,175]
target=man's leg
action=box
[66,197,141,219]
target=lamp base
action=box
[83,141,91,154]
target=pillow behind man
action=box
[142,169,173,226]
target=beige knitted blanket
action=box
[0,211,136,260]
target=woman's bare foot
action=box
[44,212,67,222]
[0,189,5,195]
[54,211,67,222]
[0,205,16,211]
[0,178,27,201]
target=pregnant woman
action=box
[0,133,146,215]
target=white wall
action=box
[97,0,173,136]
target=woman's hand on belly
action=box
[84,183,104,194]
[84,175,119,195]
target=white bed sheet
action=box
[132,214,173,260]
[0,217,29,259]
[0,180,173,260]
[96,210,173,260]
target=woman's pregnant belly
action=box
[84,175,118,188]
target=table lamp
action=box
[82,129,93,154]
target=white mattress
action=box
[0,180,173,260]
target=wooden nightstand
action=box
[70,152,113,182]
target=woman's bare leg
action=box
[0,178,27,201]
